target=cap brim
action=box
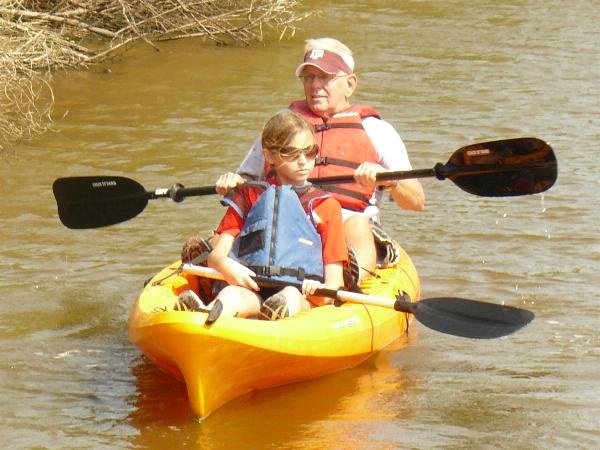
[295,62,338,77]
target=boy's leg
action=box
[211,285,262,318]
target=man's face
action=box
[300,66,354,119]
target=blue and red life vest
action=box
[222,182,330,283]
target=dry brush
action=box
[0,0,310,153]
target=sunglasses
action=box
[298,74,346,85]
[270,144,319,160]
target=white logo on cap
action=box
[309,49,325,60]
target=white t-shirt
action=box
[237,115,413,215]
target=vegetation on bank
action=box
[0,0,310,153]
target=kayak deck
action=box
[128,247,420,418]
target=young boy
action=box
[206,111,348,321]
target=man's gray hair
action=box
[304,38,355,73]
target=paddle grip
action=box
[393,299,412,313]
[169,183,186,202]
[166,184,218,202]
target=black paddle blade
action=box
[52,176,150,229]
[438,137,557,197]
[406,297,534,339]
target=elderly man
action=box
[214,37,424,283]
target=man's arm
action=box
[362,117,425,211]
[215,138,264,195]
[237,137,265,180]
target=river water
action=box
[2,1,599,448]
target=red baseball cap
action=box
[295,49,353,76]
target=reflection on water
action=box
[128,337,413,449]
[2,0,599,448]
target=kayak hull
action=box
[128,247,420,418]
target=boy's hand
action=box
[301,279,325,296]
[218,257,259,291]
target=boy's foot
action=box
[259,293,290,321]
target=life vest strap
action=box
[248,265,323,282]
[314,184,371,207]
[313,122,364,132]
[313,157,371,205]
[315,156,361,169]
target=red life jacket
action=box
[289,100,382,211]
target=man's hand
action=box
[215,172,245,195]
[353,162,387,188]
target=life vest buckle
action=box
[314,123,331,132]
[268,266,281,276]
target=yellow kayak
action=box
[128,247,420,418]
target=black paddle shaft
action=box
[52,137,557,228]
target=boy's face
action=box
[264,129,317,186]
